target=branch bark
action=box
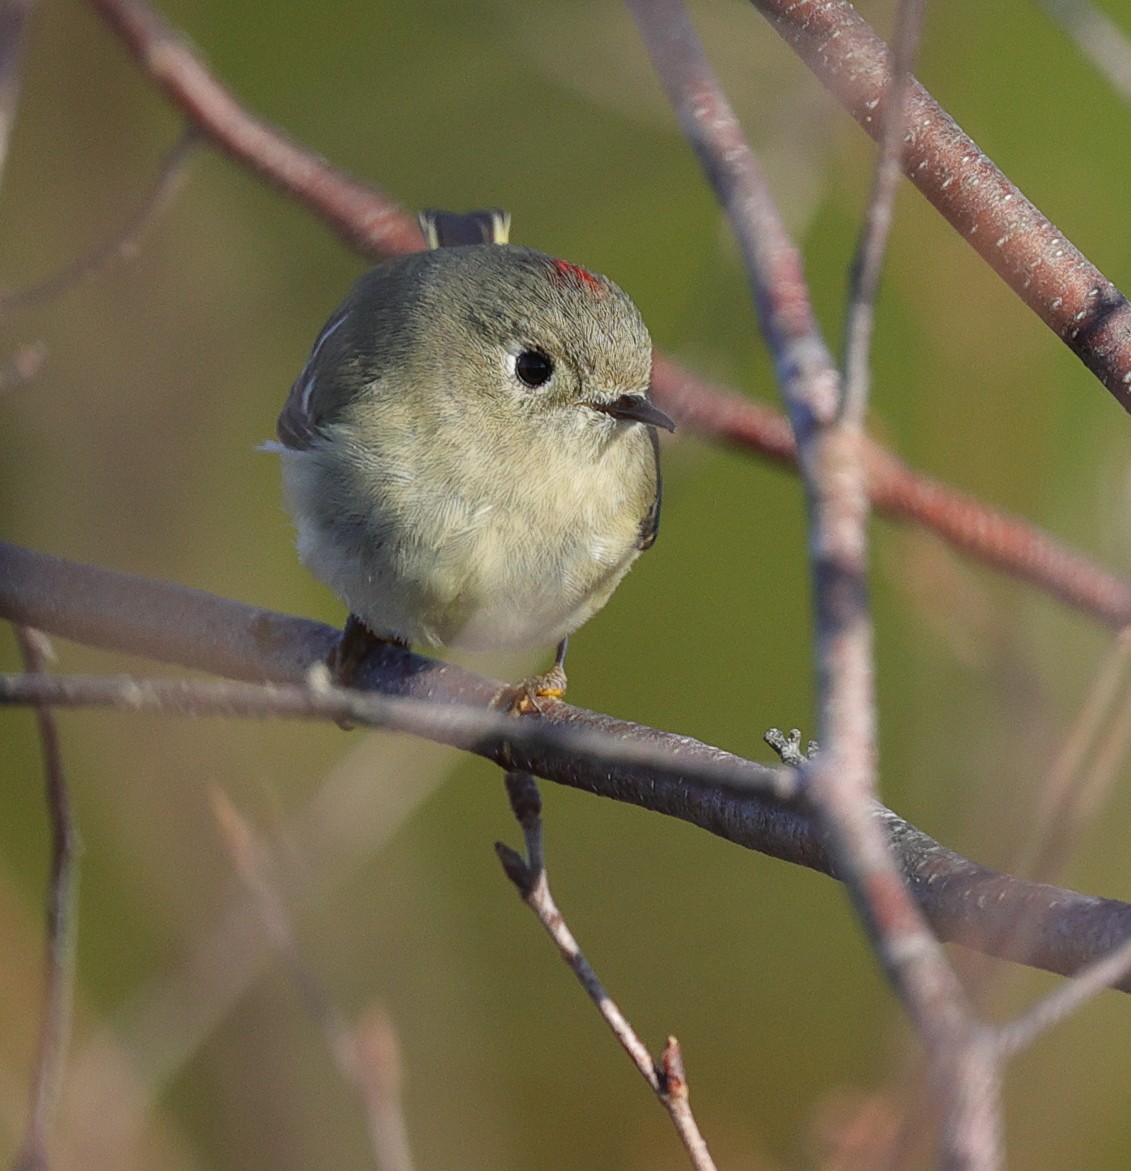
[750,0,1131,413]
[5,540,1131,996]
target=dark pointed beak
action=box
[587,393,676,433]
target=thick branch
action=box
[4,540,1131,993]
[751,0,1131,413]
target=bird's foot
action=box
[327,615,407,729]
[505,662,568,716]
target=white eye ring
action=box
[505,346,555,390]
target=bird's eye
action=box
[514,349,554,388]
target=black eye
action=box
[514,349,553,388]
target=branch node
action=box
[657,1035,689,1100]
[494,841,534,895]
[764,727,819,767]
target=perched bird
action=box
[275,210,674,703]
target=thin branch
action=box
[0,129,197,315]
[62,733,448,1154]
[86,0,424,257]
[0,668,798,802]
[628,4,998,1164]
[959,631,1131,1009]
[497,771,717,1171]
[212,791,416,1171]
[9,626,80,1171]
[840,0,927,422]
[1035,0,1131,102]
[750,0,1131,414]
[998,930,1131,1058]
[1026,631,1131,882]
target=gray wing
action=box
[637,426,662,551]
[276,306,352,450]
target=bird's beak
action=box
[587,392,676,433]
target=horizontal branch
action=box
[4,539,1131,993]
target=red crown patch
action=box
[550,257,606,294]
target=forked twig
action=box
[0,129,198,315]
[496,772,717,1171]
[628,3,999,1164]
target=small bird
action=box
[275,210,674,704]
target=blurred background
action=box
[3,0,1131,1166]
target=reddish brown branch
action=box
[652,355,1131,628]
[82,0,1131,634]
[751,0,1131,413]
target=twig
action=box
[1035,0,1131,102]
[9,626,80,1171]
[86,0,423,258]
[212,791,416,1171]
[958,631,1131,1009]
[497,772,717,1171]
[1026,630,1131,882]
[62,733,448,1154]
[628,3,999,1165]
[0,668,797,802]
[998,930,1131,1058]
[0,0,38,189]
[840,0,927,422]
[351,1008,416,1171]
[0,129,197,315]
[5,544,1131,993]
[749,0,1131,414]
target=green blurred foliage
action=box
[3,0,1131,1167]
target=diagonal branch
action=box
[650,355,1131,629]
[80,0,1131,639]
[750,0,1131,414]
[498,771,718,1170]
